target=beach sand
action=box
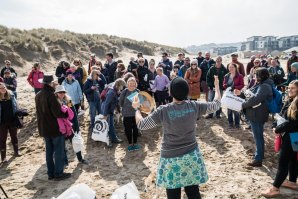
[0,56,297,199]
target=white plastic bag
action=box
[52,183,96,199]
[221,90,245,112]
[72,131,84,153]
[92,114,109,145]
[111,181,140,199]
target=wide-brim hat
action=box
[138,91,156,114]
[55,85,67,93]
[38,74,57,84]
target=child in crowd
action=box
[151,67,170,106]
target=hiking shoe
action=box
[54,173,71,181]
[205,115,213,119]
[112,138,123,144]
[247,160,262,167]
[133,144,141,151]
[261,187,280,198]
[79,159,89,165]
[127,145,134,152]
[48,176,55,180]
[228,125,234,130]
[245,125,251,130]
[14,152,22,157]
[216,115,221,119]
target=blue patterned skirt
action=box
[156,148,208,189]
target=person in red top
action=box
[223,63,244,129]
[27,63,44,94]
[227,53,245,77]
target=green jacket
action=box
[206,64,228,90]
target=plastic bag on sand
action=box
[72,131,84,153]
[111,181,140,199]
[52,183,96,199]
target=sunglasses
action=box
[191,64,197,66]
[254,62,260,64]
[6,64,11,66]
[139,61,145,63]
[57,92,66,94]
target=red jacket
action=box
[27,70,44,89]
[223,72,244,90]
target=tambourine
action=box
[138,91,156,115]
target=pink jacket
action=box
[27,70,44,89]
[57,105,74,137]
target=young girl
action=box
[261,80,298,198]
[132,77,221,199]
[0,83,19,164]
[151,67,170,106]
[119,77,140,151]
[55,85,87,165]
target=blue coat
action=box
[101,88,118,116]
[62,79,83,105]
[83,75,106,102]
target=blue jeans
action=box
[208,89,223,117]
[250,121,265,162]
[227,109,240,127]
[108,114,118,141]
[44,135,65,177]
[89,101,101,130]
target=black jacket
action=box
[241,79,273,123]
[275,99,298,134]
[104,61,117,84]
[35,85,67,138]
[137,65,150,91]
[199,59,216,81]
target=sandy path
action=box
[1,58,298,199]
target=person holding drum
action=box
[132,76,221,199]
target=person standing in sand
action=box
[261,80,298,198]
[0,83,20,164]
[35,75,71,181]
[132,76,221,199]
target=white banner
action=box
[221,90,245,112]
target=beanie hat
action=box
[291,62,298,70]
[170,77,189,101]
[66,69,73,76]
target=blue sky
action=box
[0,0,297,47]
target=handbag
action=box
[274,134,282,153]
[289,132,298,152]
[14,109,29,129]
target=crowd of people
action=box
[0,49,297,198]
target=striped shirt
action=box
[137,100,221,158]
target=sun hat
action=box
[55,85,67,93]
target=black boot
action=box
[13,145,21,157]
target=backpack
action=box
[266,84,282,114]
[100,87,111,101]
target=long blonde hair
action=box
[0,83,12,100]
[287,80,298,120]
